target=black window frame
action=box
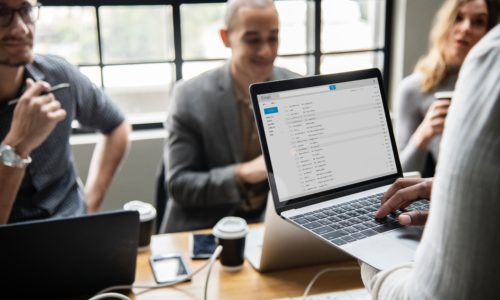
[40,0,393,130]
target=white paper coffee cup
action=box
[434,91,454,100]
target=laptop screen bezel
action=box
[250,68,403,214]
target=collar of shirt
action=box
[0,68,30,112]
[232,79,253,109]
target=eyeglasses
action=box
[0,3,41,28]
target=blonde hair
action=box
[414,0,498,92]
[415,0,471,92]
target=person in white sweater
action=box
[361,24,500,299]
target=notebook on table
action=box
[0,210,140,298]
[250,68,429,270]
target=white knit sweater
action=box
[365,25,500,300]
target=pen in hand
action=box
[7,83,71,106]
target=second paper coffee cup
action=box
[123,200,156,250]
[213,217,249,271]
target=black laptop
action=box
[0,210,140,298]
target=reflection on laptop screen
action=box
[257,77,397,202]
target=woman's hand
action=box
[412,100,450,150]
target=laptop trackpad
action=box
[384,226,424,250]
[343,227,424,270]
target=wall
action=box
[71,130,165,211]
[389,0,443,103]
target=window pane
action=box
[35,7,99,65]
[274,56,310,76]
[181,3,229,60]
[182,60,226,81]
[103,64,174,120]
[322,0,385,52]
[100,6,174,64]
[320,51,383,74]
[79,66,102,87]
[276,0,310,55]
[103,64,174,88]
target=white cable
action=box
[91,245,223,299]
[302,266,360,299]
[88,292,131,300]
[204,245,223,300]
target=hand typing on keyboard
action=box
[375,178,433,226]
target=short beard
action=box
[0,55,33,67]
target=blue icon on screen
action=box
[264,107,279,115]
[329,85,337,91]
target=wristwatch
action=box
[0,143,32,168]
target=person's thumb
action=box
[25,78,35,88]
[398,210,428,226]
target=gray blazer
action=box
[162,63,299,232]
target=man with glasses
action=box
[0,0,130,224]
[162,0,298,232]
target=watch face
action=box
[0,145,29,168]
[3,149,17,162]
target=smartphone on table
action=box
[189,233,217,259]
[149,254,191,284]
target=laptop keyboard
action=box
[290,193,430,246]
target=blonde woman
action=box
[395,0,498,177]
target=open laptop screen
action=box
[0,210,139,298]
[251,69,401,209]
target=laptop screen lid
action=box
[0,210,140,298]
[250,68,402,214]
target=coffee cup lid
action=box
[434,91,454,100]
[213,217,248,240]
[123,200,156,222]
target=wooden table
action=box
[131,226,364,300]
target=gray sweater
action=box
[395,66,459,176]
[366,25,500,299]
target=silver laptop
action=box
[245,193,350,272]
[250,68,429,270]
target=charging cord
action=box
[203,244,221,300]
[88,293,130,300]
[302,266,360,299]
[89,245,223,300]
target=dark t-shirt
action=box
[0,55,125,223]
